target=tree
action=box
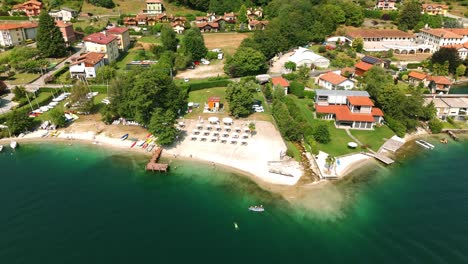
[225,80,258,117]
[49,108,66,127]
[352,37,364,52]
[161,24,178,52]
[97,65,116,83]
[5,110,35,135]
[398,0,422,30]
[284,61,296,71]
[456,64,466,79]
[428,118,443,134]
[238,5,248,25]
[432,62,449,76]
[431,47,462,74]
[0,80,7,96]
[148,108,179,146]
[313,124,330,143]
[180,28,207,61]
[248,122,256,134]
[89,0,115,8]
[364,67,394,98]
[36,11,67,58]
[341,2,364,27]
[325,155,336,170]
[224,47,268,77]
[289,81,305,98]
[12,86,28,101]
[69,82,94,113]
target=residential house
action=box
[341,67,355,78]
[83,32,120,64]
[408,71,429,86]
[106,27,130,51]
[315,90,384,130]
[0,22,38,47]
[375,0,397,10]
[424,96,468,120]
[123,17,137,26]
[428,76,452,94]
[346,28,430,54]
[248,20,268,30]
[49,7,78,22]
[418,28,468,53]
[69,52,105,79]
[271,77,289,95]
[247,7,263,20]
[196,22,219,32]
[11,0,42,17]
[223,12,237,23]
[361,55,387,68]
[317,71,355,90]
[146,0,164,14]
[195,16,210,24]
[354,61,373,76]
[422,4,448,15]
[136,13,148,26]
[56,21,76,45]
[442,42,468,60]
[288,47,330,69]
[171,22,185,34]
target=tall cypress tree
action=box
[36,11,67,58]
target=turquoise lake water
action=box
[0,140,467,263]
[450,82,468,94]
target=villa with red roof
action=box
[106,27,130,51]
[317,71,354,90]
[442,42,468,60]
[0,22,38,47]
[408,71,452,94]
[422,4,448,16]
[315,90,384,130]
[271,77,289,95]
[83,32,120,64]
[11,0,42,17]
[418,28,468,52]
[408,71,429,86]
[354,61,373,76]
[69,52,105,79]
[56,21,76,45]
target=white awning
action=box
[208,116,219,123]
[222,117,233,124]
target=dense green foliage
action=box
[225,80,258,117]
[166,0,268,12]
[431,48,462,74]
[224,47,268,77]
[5,110,36,135]
[363,67,435,136]
[89,0,115,8]
[289,81,304,98]
[0,47,48,72]
[36,12,67,58]
[180,28,207,61]
[148,108,179,146]
[428,118,443,134]
[398,0,422,30]
[313,124,331,144]
[161,25,178,52]
[49,108,66,128]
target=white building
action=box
[146,0,164,14]
[418,28,468,53]
[0,22,38,47]
[288,47,330,69]
[424,96,468,121]
[49,7,78,22]
[69,52,105,79]
[83,32,120,64]
[317,71,355,90]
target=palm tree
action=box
[325,155,336,172]
[248,122,256,135]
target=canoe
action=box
[130,141,137,148]
[120,133,129,141]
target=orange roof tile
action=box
[347,28,413,39]
[445,28,468,36]
[371,107,384,117]
[355,61,373,71]
[319,72,348,86]
[348,96,374,106]
[83,32,117,45]
[271,77,289,87]
[428,76,452,85]
[408,71,427,80]
[315,105,376,122]
[422,4,448,9]
[106,27,128,34]
[420,28,463,39]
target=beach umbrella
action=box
[244,127,250,132]
[234,126,241,132]
[224,125,231,131]
[242,133,249,138]
[211,137,217,142]
[205,125,212,130]
[193,129,200,134]
[222,117,233,125]
[223,132,229,137]
[215,125,221,130]
[232,133,239,138]
[241,140,248,145]
[213,132,219,136]
[188,102,194,107]
[208,116,219,124]
[178,121,185,126]
[196,123,203,129]
[203,130,210,135]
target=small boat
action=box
[234,222,239,230]
[415,140,435,150]
[130,141,137,148]
[10,141,18,149]
[248,205,264,212]
[0,145,3,152]
[120,133,129,141]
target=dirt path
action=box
[176,61,226,79]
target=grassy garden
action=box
[350,125,395,152]
[7,72,41,85]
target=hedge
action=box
[0,16,28,20]
[407,63,422,69]
[188,79,232,91]
[53,66,70,77]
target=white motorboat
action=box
[10,141,17,149]
[248,205,264,212]
[416,140,434,150]
[0,145,3,152]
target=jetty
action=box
[146,148,169,172]
[365,152,395,165]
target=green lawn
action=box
[7,72,40,85]
[185,87,228,118]
[138,35,161,44]
[286,141,302,162]
[115,49,141,71]
[350,125,395,151]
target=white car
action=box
[184,78,190,82]
[201,59,210,65]
[255,108,265,113]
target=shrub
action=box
[306,135,319,155]
[289,81,305,98]
[318,46,326,53]
[428,118,443,133]
[205,51,218,60]
[407,63,421,69]
[313,124,331,144]
[386,117,406,137]
[188,79,232,91]
[304,90,315,99]
[282,73,299,81]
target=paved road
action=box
[0,93,18,114]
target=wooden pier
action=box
[146,148,169,172]
[366,152,395,165]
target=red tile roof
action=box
[0,22,38,30]
[422,4,448,9]
[196,22,219,29]
[408,71,427,80]
[371,107,384,117]
[445,28,468,36]
[428,76,452,85]
[355,61,373,71]
[71,52,105,67]
[319,72,348,86]
[83,32,117,45]
[106,27,128,34]
[316,105,376,122]
[55,20,71,28]
[271,77,289,87]
[348,96,374,106]
[420,28,463,39]
[208,97,220,102]
[441,43,468,50]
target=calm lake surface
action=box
[0,141,467,263]
[450,82,468,94]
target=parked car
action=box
[184,78,190,82]
[217,53,224,60]
[211,48,222,53]
[201,59,210,65]
[188,64,195,69]
[254,107,265,113]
